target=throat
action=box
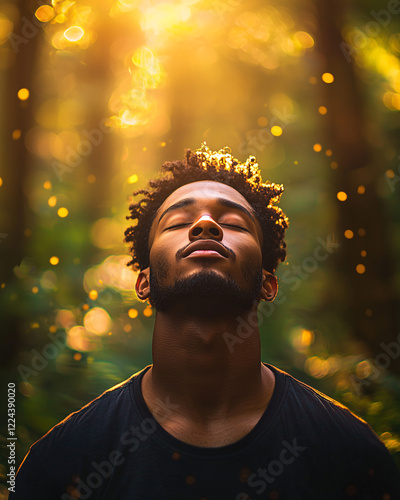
[159,411,268,448]
[140,364,275,447]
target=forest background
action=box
[1,0,400,495]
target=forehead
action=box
[156,180,254,216]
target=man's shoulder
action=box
[263,364,400,495]
[31,367,145,451]
[268,363,380,439]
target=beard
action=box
[149,264,263,317]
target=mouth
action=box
[182,240,229,259]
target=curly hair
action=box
[125,143,289,273]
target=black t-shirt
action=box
[10,363,400,499]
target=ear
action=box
[260,271,278,302]
[135,267,151,301]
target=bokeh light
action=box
[67,326,99,352]
[35,5,55,23]
[57,207,69,217]
[143,307,152,317]
[48,196,57,207]
[49,256,59,265]
[128,174,139,184]
[322,72,334,83]
[64,26,85,42]
[83,307,112,336]
[344,230,354,239]
[356,264,366,274]
[0,16,14,46]
[128,308,138,319]
[271,125,283,137]
[83,255,136,294]
[17,88,29,101]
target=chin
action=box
[149,267,262,315]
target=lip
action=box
[186,250,225,259]
[182,240,229,258]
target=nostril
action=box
[192,227,203,237]
[209,227,220,236]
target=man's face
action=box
[143,180,269,313]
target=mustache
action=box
[176,241,236,260]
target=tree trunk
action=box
[314,0,400,374]
[0,1,41,368]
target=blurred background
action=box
[1,0,400,493]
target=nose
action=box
[189,215,223,241]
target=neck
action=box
[142,303,274,427]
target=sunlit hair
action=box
[125,143,289,273]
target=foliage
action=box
[1,0,400,494]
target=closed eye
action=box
[165,223,191,230]
[165,222,248,231]
[220,223,248,231]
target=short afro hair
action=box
[125,143,289,273]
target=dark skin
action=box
[136,181,278,447]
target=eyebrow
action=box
[157,197,256,224]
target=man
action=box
[11,144,400,499]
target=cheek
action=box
[150,242,167,266]
[240,247,263,277]
[152,252,170,281]
[149,237,178,281]
[226,234,262,263]
[151,231,188,261]
[238,244,263,285]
